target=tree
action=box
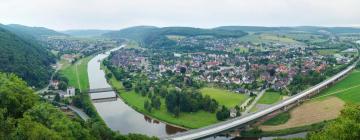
[180,67,187,74]
[58,81,68,91]
[216,106,230,121]
[0,73,38,118]
[122,80,133,90]
[151,96,161,110]
[174,106,180,117]
[106,73,113,79]
[144,100,152,112]
[54,94,61,102]
[159,86,168,97]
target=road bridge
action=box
[88,87,114,93]
[164,61,358,140]
[88,87,118,101]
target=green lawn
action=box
[315,70,360,104]
[103,65,218,129]
[262,112,290,126]
[200,87,248,108]
[60,56,93,92]
[257,91,282,104]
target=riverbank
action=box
[101,63,219,129]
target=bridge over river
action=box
[88,87,118,101]
[164,60,358,140]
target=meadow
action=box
[200,87,249,108]
[60,56,93,92]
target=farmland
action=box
[260,97,345,131]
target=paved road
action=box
[68,105,90,121]
[165,61,357,140]
[36,62,62,94]
[243,89,266,114]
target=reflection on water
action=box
[87,46,185,137]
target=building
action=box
[230,109,237,118]
[51,80,59,90]
[59,87,76,98]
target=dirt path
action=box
[260,97,345,131]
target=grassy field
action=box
[262,112,290,126]
[257,91,282,105]
[200,87,248,108]
[60,56,93,92]
[238,33,300,44]
[103,65,219,129]
[166,35,186,41]
[317,49,339,55]
[314,70,360,104]
[124,41,143,50]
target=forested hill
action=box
[103,26,158,42]
[2,24,67,40]
[214,26,360,34]
[62,29,113,37]
[103,26,248,48]
[0,26,55,88]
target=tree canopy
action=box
[0,27,55,88]
[0,72,158,140]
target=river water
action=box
[87,45,185,137]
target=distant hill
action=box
[103,26,158,42]
[215,26,360,34]
[0,26,55,88]
[104,26,248,48]
[214,26,292,32]
[62,29,113,37]
[1,24,67,40]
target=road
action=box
[243,89,266,114]
[165,61,357,140]
[68,105,90,121]
[36,62,62,94]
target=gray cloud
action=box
[0,0,360,30]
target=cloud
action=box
[0,0,359,30]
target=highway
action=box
[165,62,357,140]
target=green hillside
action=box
[0,27,55,88]
[62,29,112,37]
[104,26,247,48]
[3,24,67,39]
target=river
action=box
[87,45,185,137]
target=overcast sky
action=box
[1,0,360,30]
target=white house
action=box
[59,87,76,98]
